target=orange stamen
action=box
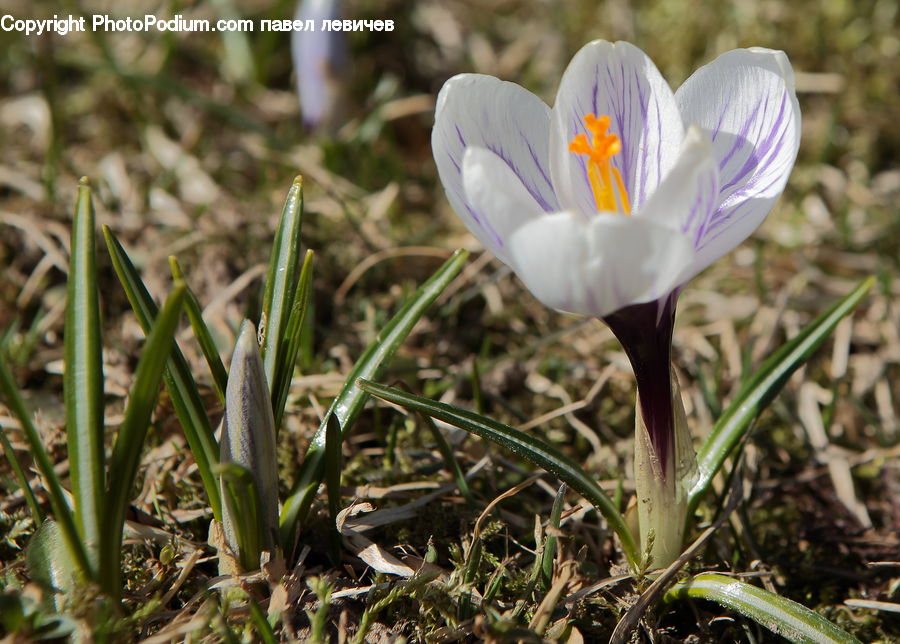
[568,114,631,214]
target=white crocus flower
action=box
[432,40,800,568]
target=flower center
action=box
[568,114,631,214]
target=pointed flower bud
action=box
[220,320,280,566]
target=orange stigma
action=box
[568,114,631,214]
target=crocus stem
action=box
[604,295,677,476]
[605,295,694,568]
[633,374,693,568]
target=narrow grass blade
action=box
[64,177,104,576]
[356,379,640,569]
[323,412,342,563]
[664,572,862,644]
[540,484,565,591]
[278,249,469,549]
[0,335,29,524]
[220,320,280,566]
[2,316,43,367]
[0,424,43,523]
[169,256,228,403]
[103,226,222,520]
[271,250,314,429]
[304,576,334,644]
[216,610,243,644]
[459,535,483,620]
[246,592,278,644]
[101,283,186,597]
[0,358,91,577]
[688,277,875,514]
[0,320,17,350]
[420,412,475,507]
[261,176,304,392]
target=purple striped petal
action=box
[638,126,721,283]
[675,48,801,264]
[461,147,545,265]
[432,74,559,258]
[550,40,684,217]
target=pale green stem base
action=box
[634,374,696,569]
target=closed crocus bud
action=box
[220,320,280,568]
[291,0,346,130]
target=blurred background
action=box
[0,0,898,638]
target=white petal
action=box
[461,147,545,264]
[550,40,684,217]
[638,125,721,282]
[506,212,695,318]
[432,74,559,257]
[675,48,801,263]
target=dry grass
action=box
[1,0,898,641]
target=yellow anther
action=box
[568,113,631,214]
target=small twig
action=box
[528,561,574,635]
[562,573,632,606]
[159,549,203,607]
[473,473,542,540]
[334,246,452,305]
[844,599,900,614]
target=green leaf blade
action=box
[323,412,343,562]
[330,250,469,434]
[103,226,222,519]
[0,421,43,523]
[246,592,279,644]
[356,379,639,568]
[664,572,862,644]
[421,412,475,507]
[689,277,875,513]
[540,484,566,590]
[169,256,229,403]
[261,176,304,392]
[101,283,186,596]
[217,462,263,572]
[64,178,104,576]
[271,249,314,429]
[0,358,91,577]
[26,519,79,602]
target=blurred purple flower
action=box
[292,0,346,129]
